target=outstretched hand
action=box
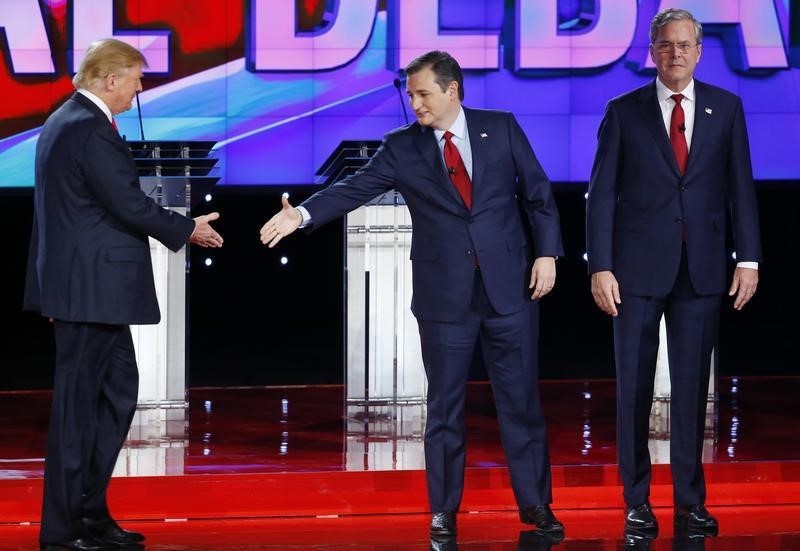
[189,212,223,248]
[260,194,302,248]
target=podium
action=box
[317,141,427,416]
[650,316,718,444]
[127,140,219,417]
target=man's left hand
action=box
[529,257,556,300]
[729,266,759,310]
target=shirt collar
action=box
[434,107,467,143]
[77,88,113,123]
[655,78,695,104]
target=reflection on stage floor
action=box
[1,377,798,479]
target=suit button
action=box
[680,185,687,191]
[675,217,683,223]
[466,249,474,256]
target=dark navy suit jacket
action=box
[303,107,564,322]
[23,92,195,325]
[586,80,762,296]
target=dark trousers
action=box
[417,271,552,512]
[40,321,139,543]
[613,249,721,508]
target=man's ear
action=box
[448,81,458,99]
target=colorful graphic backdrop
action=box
[1,0,797,186]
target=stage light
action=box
[204,257,213,267]
[584,192,588,199]
[280,431,289,455]
[732,251,737,260]
[204,193,212,202]
[582,252,588,262]
[280,256,288,265]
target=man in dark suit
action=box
[586,8,761,537]
[24,38,223,551]
[260,50,564,538]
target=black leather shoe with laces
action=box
[674,504,718,535]
[624,502,659,535]
[519,505,565,534]
[82,517,145,545]
[430,511,457,537]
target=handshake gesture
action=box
[260,193,302,248]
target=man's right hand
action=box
[260,194,302,248]
[591,270,621,316]
[189,212,223,248]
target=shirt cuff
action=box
[296,206,311,228]
[736,261,758,270]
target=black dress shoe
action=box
[624,502,659,535]
[40,536,106,551]
[674,504,718,535]
[430,511,457,537]
[519,505,565,534]
[81,517,145,545]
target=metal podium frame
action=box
[127,140,219,413]
[650,315,718,449]
[316,141,428,410]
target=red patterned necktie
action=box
[442,131,472,210]
[670,94,688,174]
[110,118,118,132]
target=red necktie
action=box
[111,118,118,132]
[442,131,472,210]
[670,94,688,174]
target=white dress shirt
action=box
[434,107,473,180]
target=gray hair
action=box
[649,8,703,44]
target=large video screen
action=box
[1,0,797,187]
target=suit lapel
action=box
[638,82,681,178]
[464,108,486,203]
[685,80,710,176]
[414,123,468,209]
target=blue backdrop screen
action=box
[0,0,797,186]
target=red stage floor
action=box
[1,508,800,549]
[3,377,798,479]
[1,377,799,547]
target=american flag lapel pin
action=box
[480,132,488,138]
[705,107,712,115]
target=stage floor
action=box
[2,377,799,479]
[1,377,799,546]
[1,508,800,550]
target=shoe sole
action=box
[625,523,659,536]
